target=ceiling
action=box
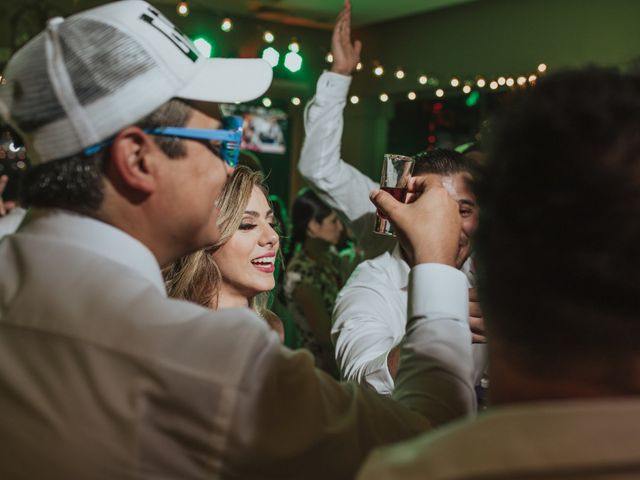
[56,0,478,29]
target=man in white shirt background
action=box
[299,1,487,395]
[0,1,477,478]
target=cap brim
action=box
[177,58,273,105]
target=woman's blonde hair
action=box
[164,166,272,313]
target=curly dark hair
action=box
[474,67,640,382]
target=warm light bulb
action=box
[177,1,189,16]
[263,31,275,43]
[476,78,486,88]
[450,77,460,87]
[395,69,405,79]
[291,97,301,106]
[497,76,506,86]
[435,88,444,98]
[462,85,471,94]
[379,93,389,102]
[517,76,527,86]
[529,74,537,83]
[288,41,300,53]
[490,81,498,90]
[407,91,417,100]
[220,18,232,32]
[537,63,547,73]
[262,97,272,108]
[418,75,428,85]
[374,65,384,76]
[506,77,515,87]
[326,52,333,63]
[356,62,363,71]
[350,95,359,104]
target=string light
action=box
[262,47,280,67]
[291,97,301,106]
[395,68,405,79]
[517,76,527,85]
[490,81,498,90]
[373,65,384,76]
[497,76,506,86]
[356,62,363,71]
[528,74,537,83]
[262,97,272,108]
[326,52,333,63]
[220,18,233,32]
[263,31,275,43]
[379,93,389,102]
[462,85,471,94]
[284,50,302,72]
[407,91,416,100]
[537,63,547,73]
[450,77,460,87]
[176,1,189,16]
[476,78,486,88]
[288,41,300,53]
[418,75,428,85]
[506,77,515,87]
[193,38,213,58]
[350,95,359,104]
[435,88,444,98]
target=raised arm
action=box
[299,1,394,256]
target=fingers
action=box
[369,189,400,221]
[469,287,478,302]
[471,333,487,344]
[469,315,486,344]
[0,175,8,195]
[353,39,362,59]
[469,300,482,318]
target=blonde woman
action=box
[165,166,284,341]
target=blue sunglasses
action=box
[83,115,245,167]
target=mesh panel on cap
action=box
[3,17,157,133]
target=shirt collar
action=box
[19,209,167,296]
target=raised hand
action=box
[469,288,486,343]
[0,175,17,217]
[330,0,362,76]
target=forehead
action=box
[186,103,223,129]
[421,172,475,202]
[245,185,271,211]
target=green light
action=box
[466,90,480,107]
[284,51,302,72]
[261,47,280,68]
[193,37,213,58]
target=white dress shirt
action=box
[358,398,640,480]
[0,209,475,479]
[0,206,26,238]
[300,71,487,394]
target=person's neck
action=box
[215,285,250,310]
[303,237,330,260]
[488,340,640,406]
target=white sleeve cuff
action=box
[316,70,352,99]
[409,263,469,325]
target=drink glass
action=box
[374,153,414,236]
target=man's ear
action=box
[107,126,159,194]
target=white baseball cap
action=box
[0,0,273,164]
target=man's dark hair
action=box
[21,99,193,214]
[412,148,472,177]
[474,68,640,385]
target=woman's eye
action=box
[239,223,257,230]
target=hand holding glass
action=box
[374,154,415,236]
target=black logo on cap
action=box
[140,6,198,62]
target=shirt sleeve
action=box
[222,262,475,479]
[332,270,400,395]
[299,71,394,257]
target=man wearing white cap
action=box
[0,1,475,478]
